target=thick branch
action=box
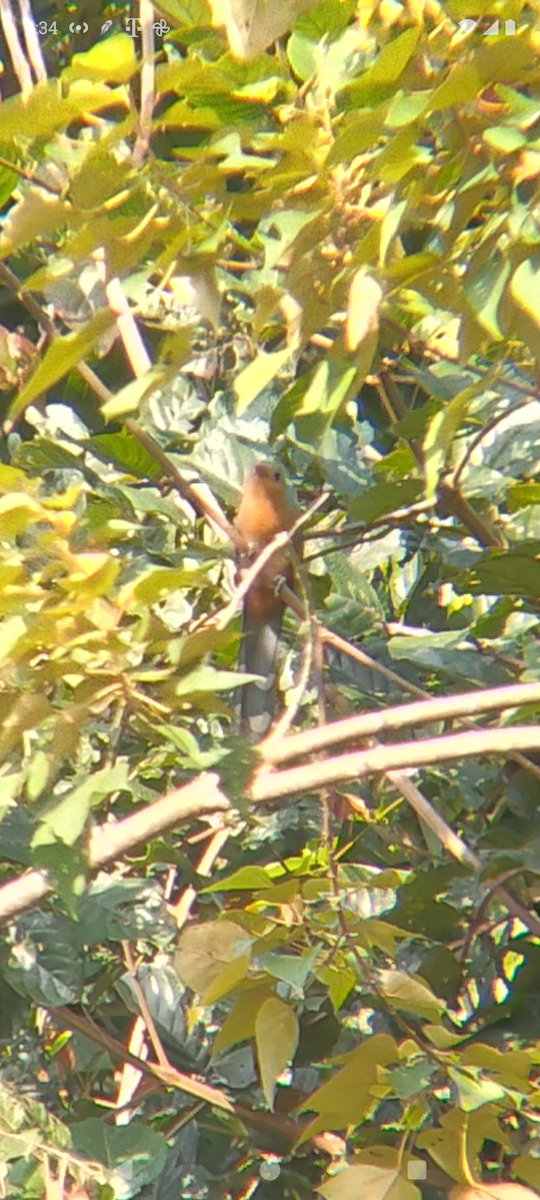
[0,775,230,923]
[252,726,540,802]
[262,682,540,765]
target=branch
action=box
[252,726,540,802]
[0,775,231,922]
[105,275,151,378]
[307,620,540,784]
[18,0,47,82]
[262,682,540,765]
[0,0,32,94]
[132,0,155,167]
[437,476,506,549]
[53,1005,234,1112]
[385,314,540,405]
[102,269,241,548]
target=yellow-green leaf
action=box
[212,986,274,1056]
[379,970,444,1019]
[174,921,251,995]
[234,349,291,413]
[255,997,299,1109]
[8,310,114,422]
[320,1163,420,1200]
[65,34,137,84]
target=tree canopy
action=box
[1,1,540,1198]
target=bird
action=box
[235,462,300,738]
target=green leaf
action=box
[508,483,540,511]
[124,566,206,607]
[297,1034,397,1138]
[328,109,385,165]
[273,356,362,442]
[204,867,272,891]
[260,947,320,992]
[0,691,51,757]
[234,348,291,413]
[32,764,130,848]
[510,258,540,336]
[101,368,170,420]
[483,126,526,153]
[0,147,19,207]
[71,1119,167,1190]
[320,1164,420,1200]
[287,31,319,81]
[348,479,421,523]
[464,255,510,340]
[386,89,429,128]
[86,430,161,479]
[473,551,540,599]
[295,0,356,40]
[255,997,299,1109]
[423,383,481,500]
[1,190,72,256]
[427,63,482,113]
[174,920,251,995]
[0,615,27,662]
[212,986,274,1056]
[156,0,211,25]
[317,963,356,1010]
[175,665,249,695]
[342,26,421,106]
[0,80,129,142]
[202,952,251,1004]
[8,311,114,422]
[379,970,444,1019]
[64,34,137,84]
[448,1068,506,1112]
[380,198,408,264]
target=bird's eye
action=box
[272,470,281,481]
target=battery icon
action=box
[505,19,515,33]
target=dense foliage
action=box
[2,0,540,1197]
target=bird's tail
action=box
[237,605,282,739]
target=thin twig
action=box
[127,418,242,546]
[169,825,231,931]
[121,941,169,1067]
[106,275,151,377]
[0,262,56,336]
[452,397,533,490]
[458,868,526,967]
[0,154,62,195]
[384,315,540,404]
[114,1015,148,1122]
[317,623,540,783]
[133,0,155,166]
[321,624,429,699]
[438,476,506,548]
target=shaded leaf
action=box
[255,996,299,1109]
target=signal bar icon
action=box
[457,18,516,34]
[484,18,516,33]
